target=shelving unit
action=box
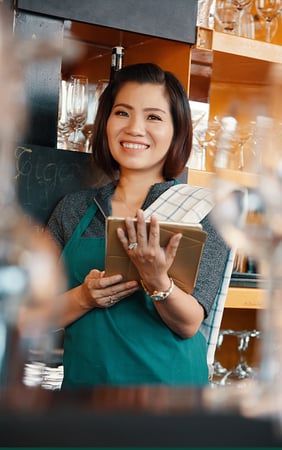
[190,27,282,371]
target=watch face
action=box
[151,293,165,301]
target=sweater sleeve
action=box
[192,213,230,317]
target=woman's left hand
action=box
[116,209,182,283]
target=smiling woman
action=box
[47,62,230,388]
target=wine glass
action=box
[232,0,255,38]
[220,330,261,385]
[255,0,282,42]
[214,0,239,34]
[82,84,96,153]
[57,79,71,150]
[66,75,88,151]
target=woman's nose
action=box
[125,115,146,135]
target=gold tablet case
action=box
[105,217,207,294]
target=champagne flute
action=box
[255,0,281,42]
[57,79,71,150]
[66,75,88,151]
[82,84,96,153]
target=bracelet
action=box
[140,277,174,301]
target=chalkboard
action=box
[16,145,102,225]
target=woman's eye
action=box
[148,114,162,121]
[114,110,128,117]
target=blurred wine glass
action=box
[214,0,239,33]
[82,83,96,153]
[211,115,282,420]
[220,330,261,385]
[57,79,71,150]
[66,75,88,151]
[211,116,273,262]
[255,0,282,42]
[232,0,255,37]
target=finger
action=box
[136,209,148,247]
[124,217,138,246]
[147,215,160,248]
[165,233,182,261]
[104,283,140,308]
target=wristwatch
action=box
[140,277,174,301]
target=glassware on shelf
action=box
[82,83,96,153]
[197,0,216,28]
[57,79,71,150]
[220,330,261,386]
[211,330,230,385]
[255,0,282,42]
[66,74,89,151]
[233,0,255,38]
[214,0,240,34]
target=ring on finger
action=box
[128,242,138,250]
[108,296,118,306]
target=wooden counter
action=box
[0,385,281,447]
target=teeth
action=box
[122,142,148,150]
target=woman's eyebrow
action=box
[113,103,167,114]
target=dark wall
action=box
[17,0,198,44]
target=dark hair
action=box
[92,63,192,180]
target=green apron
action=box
[61,201,209,388]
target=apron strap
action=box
[62,202,98,257]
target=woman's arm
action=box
[117,209,229,339]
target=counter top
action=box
[0,385,281,447]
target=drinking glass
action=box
[57,79,71,150]
[82,84,96,153]
[255,0,282,42]
[220,330,261,385]
[214,0,239,33]
[66,75,88,151]
[197,0,216,27]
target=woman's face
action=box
[106,82,174,176]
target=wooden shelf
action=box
[225,286,265,309]
[196,28,282,64]
[212,31,282,64]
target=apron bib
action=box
[61,201,208,388]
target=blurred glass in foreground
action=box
[0,4,66,407]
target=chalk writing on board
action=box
[15,145,94,224]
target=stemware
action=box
[220,330,261,385]
[232,0,255,38]
[255,0,281,42]
[66,75,88,151]
[57,79,71,150]
[214,0,239,34]
[82,84,96,153]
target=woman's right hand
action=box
[81,269,139,309]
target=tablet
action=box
[105,216,207,293]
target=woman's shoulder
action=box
[59,188,98,208]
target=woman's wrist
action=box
[140,276,174,301]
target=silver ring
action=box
[109,296,115,304]
[128,242,138,250]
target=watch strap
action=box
[140,277,174,301]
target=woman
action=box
[48,63,229,388]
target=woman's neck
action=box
[112,175,164,217]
